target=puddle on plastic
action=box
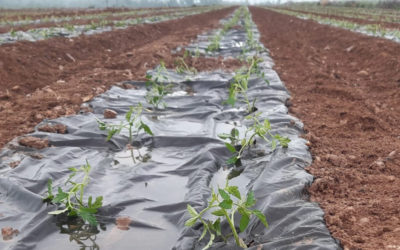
[166,90,188,97]
[112,147,151,167]
[210,166,250,193]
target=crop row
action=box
[279,4,400,23]
[268,7,400,43]
[40,7,290,249]
[0,6,222,45]
[0,6,210,28]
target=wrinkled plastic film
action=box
[0,9,340,250]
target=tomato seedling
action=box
[219,112,290,164]
[185,181,268,249]
[44,161,103,226]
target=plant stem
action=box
[223,209,240,246]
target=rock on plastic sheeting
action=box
[0,8,340,250]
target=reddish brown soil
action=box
[280,8,400,30]
[0,7,153,21]
[251,7,400,250]
[0,7,239,148]
[0,7,207,34]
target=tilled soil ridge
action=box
[251,6,400,250]
[0,7,238,148]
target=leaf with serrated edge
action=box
[226,186,241,200]
[78,208,98,226]
[245,191,256,207]
[252,209,268,228]
[211,209,225,216]
[218,189,230,201]
[185,217,198,227]
[219,199,232,209]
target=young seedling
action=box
[206,34,221,53]
[145,61,173,109]
[10,28,16,37]
[219,113,290,164]
[185,181,268,249]
[175,57,197,75]
[194,47,201,58]
[97,103,153,145]
[225,57,267,113]
[43,161,103,226]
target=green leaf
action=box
[219,199,233,209]
[218,189,230,201]
[187,204,198,218]
[90,196,103,209]
[239,208,250,232]
[185,217,198,227]
[48,207,68,215]
[225,95,236,107]
[226,155,238,165]
[225,143,237,153]
[271,140,277,150]
[44,179,54,200]
[263,119,271,130]
[245,191,256,207]
[139,121,153,136]
[212,218,221,236]
[217,133,231,140]
[226,186,241,200]
[231,128,239,138]
[211,209,225,217]
[275,135,290,148]
[52,187,68,204]
[252,209,268,228]
[125,107,133,122]
[78,207,98,226]
[199,226,207,241]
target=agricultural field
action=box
[0,2,399,250]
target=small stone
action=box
[387,176,396,182]
[9,161,20,169]
[345,45,354,52]
[11,85,20,91]
[348,155,357,160]
[116,216,131,230]
[357,70,369,76]
[1,227,19,241]
[104,109,117,119]
[387,150,397,160]
[359,217,370,224]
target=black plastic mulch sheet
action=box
[0,10,340,250]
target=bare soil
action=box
[0,7,239,148]
[0,8,155,21]
[251,6,400,250]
